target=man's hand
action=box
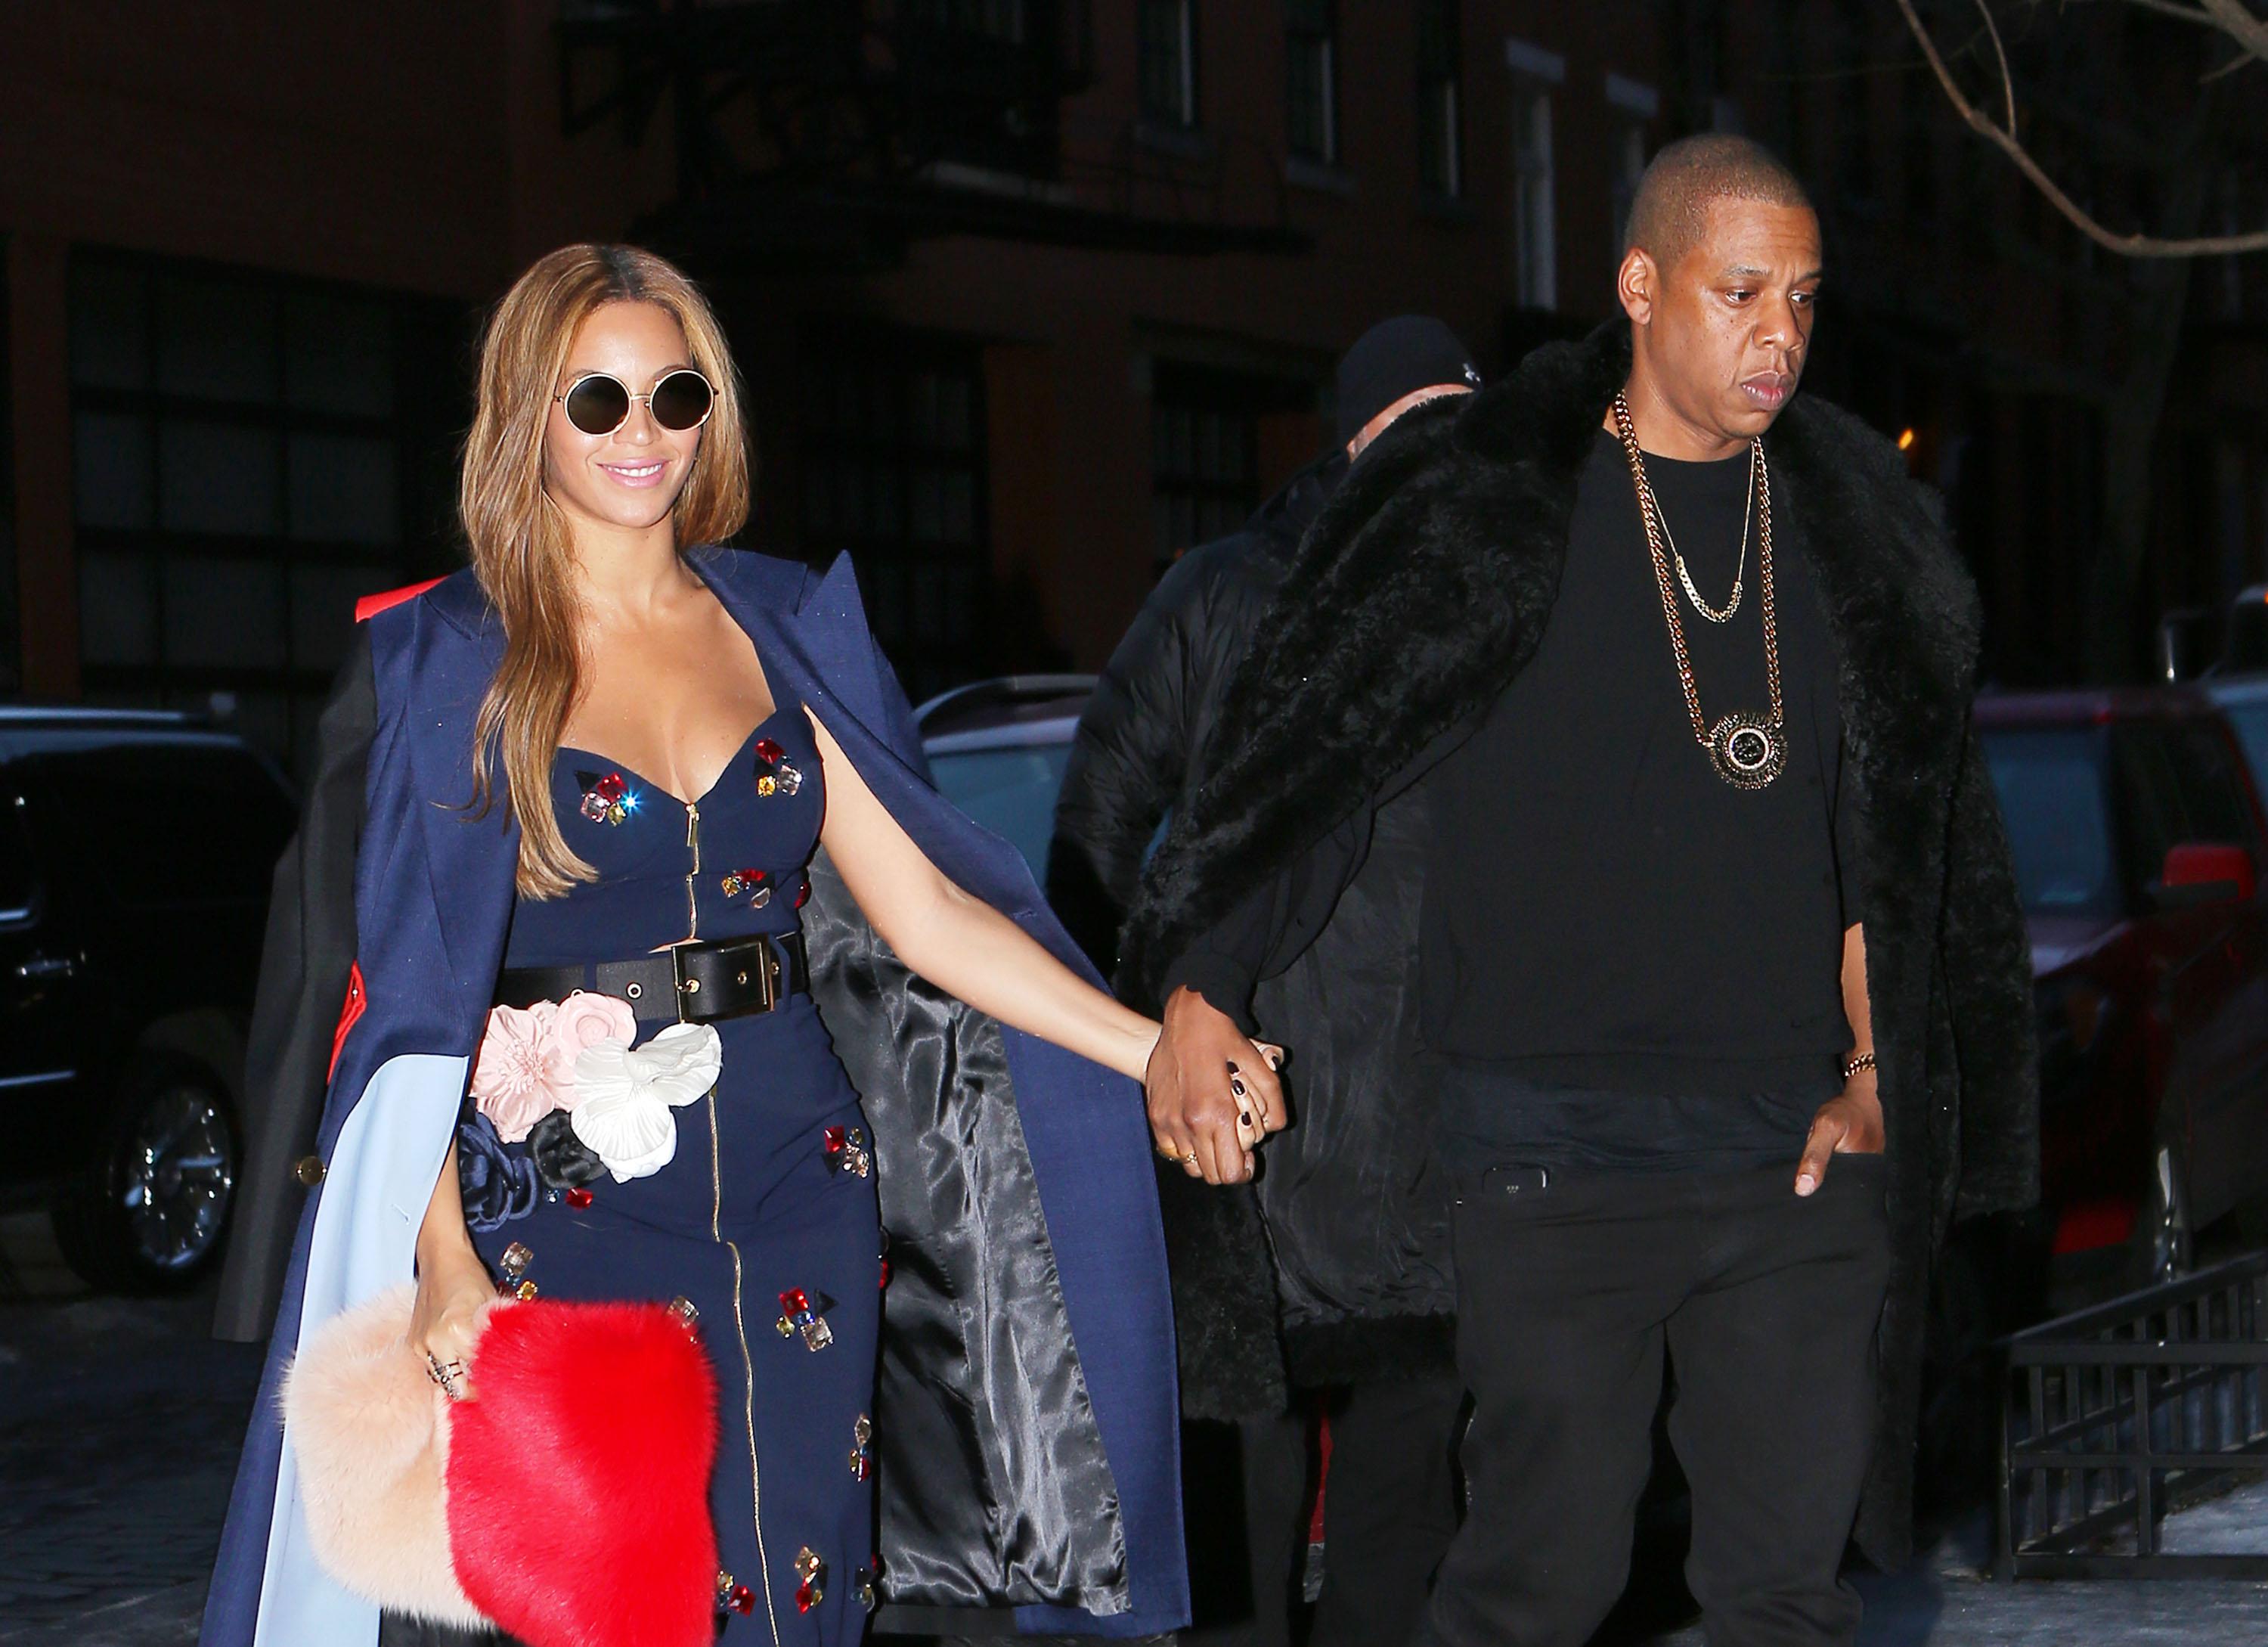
[1145,986,1287,1185]
[1794,1069,1884,1197]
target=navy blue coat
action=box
[201,548,1187,1645]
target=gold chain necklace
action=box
[1610,392,1786,789]
[1657,445,1755,623]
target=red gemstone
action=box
[727,1584,755,1615]
[824,1126,847,1155]
[755,738,786,765]
[795,1579,820,1612]
[595,772,626,801]
[780,1287,810,1315]
[795,876,811,909]
[878,1258,891,1289]
[563,1186,593,1210]
[852,1454,872,1481]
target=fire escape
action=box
[557,0,1312,268]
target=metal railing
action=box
[1999,1250,2268,1577]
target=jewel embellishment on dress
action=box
[858,1556,881,1611]
[720,867,771,907]
[776,1287,834,1351]
[575,770,638,825]
[718,1569,755,1617]
[754,737,804,799]
[666,1295,701,1332]
[794,1547,826,1613]
[824,1125,872,1179]
[850,1413,873,1481]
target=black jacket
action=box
[1046,454,1343,972]
[1120,324,2040,1566]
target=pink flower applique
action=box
[468,1001,572,1143]
[550,991,638,1084]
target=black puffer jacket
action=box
[1046,454,1343,972]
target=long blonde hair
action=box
[461,244,751,897]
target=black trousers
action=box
[1419,1157,1892,1647]
[1188,1375,1464,1647]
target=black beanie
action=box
[1334,316,1481,448]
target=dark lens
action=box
[649,370,714,432]
[563,374,630,436]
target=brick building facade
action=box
[4,2,2263,774]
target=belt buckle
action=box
[670,943,698,1024]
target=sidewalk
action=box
[4,1201,2265,1646]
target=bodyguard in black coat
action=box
[1046,451,1340,972]
[1129,139,2035,1644]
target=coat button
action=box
[293,1155,325,1187]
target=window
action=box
[1984,727,2118,917]
[1139,0,1198,129]
[1606,75,1657,255]
[928,743,1072,882]
[800,333,989,705]
[0,792,34,921]
[1150,362,1312,570]
[66,253,463,777]
[1284,0,1338,166]
[1416,0,1461,198]
[1504,42,1564,311]
[0,250,14,693]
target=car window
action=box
[928,743,1072,882]
[1982,727,2120,916]
[2169,721,2262,854]
[0,791,35,919]
[2109,727,2193,892]
[41,742,296,907]
[2222,700,2268,808]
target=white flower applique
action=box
[569,1022,725,1183]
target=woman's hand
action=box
[408,1245,494,1397]
[1145,987,1287,1185]
[411,1142,491,1397]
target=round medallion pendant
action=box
[1706,714,1786,789]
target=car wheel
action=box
[2133,1143,2195,1287]
[52,1054,239,1294]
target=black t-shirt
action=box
[1421,428,1860,1171]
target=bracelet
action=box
[1841,1050,1877,1081]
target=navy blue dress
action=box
[464,684,879,1645]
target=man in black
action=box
[1129,136,2037,1646]
[1049,318,1482,1647]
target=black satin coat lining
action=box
[802,851,1132,1615]
[1248,785,1453,1329]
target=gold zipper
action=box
[712,1084,778,1642]
[685,802,702,940]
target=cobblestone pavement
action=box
[3,1205,2266,1647]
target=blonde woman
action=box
[203,245,1277,1647]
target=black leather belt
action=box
[494,932,809,1024]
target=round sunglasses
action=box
[553,368,717,437]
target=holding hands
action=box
[1145,987,1287,1185]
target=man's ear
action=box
[1615,247,1656,327]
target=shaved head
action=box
[1625,134,1814,269]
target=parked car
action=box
[915,675,1095,884]
[2207,674,2268,808]
[1976,687,2268,1288]
[0,706,296,1291]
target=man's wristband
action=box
[1841,1050,1877,1082]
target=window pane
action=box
[78,549,160,667]
[1984,728,2117,916]
[73,412,154,529]
[70,263,149,391]
[163,557,287,668]
[0,795,35,916]
[156,274,277,403]
[290,562,399,672]
[288,433,400,544]
[160,421,282,536]
[1139,0,1192,124]
[285,293,396,416]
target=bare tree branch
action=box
[2193,0,2268,63]
[1895,0,2268,255]
[1974,0,2019,129]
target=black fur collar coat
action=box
[1120,323,2039,1565]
